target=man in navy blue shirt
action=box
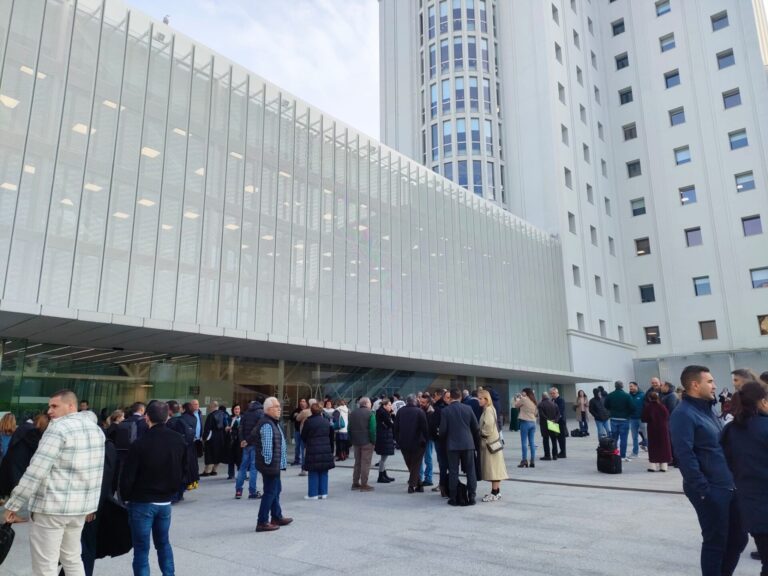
[670,365,747,576]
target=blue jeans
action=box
[128,502,174,576]
[611,419,630,458]
[236,446,259,495]
[596,419,611,438]
[419,439,434,482]
[685,486,747,576]
[293,431,304,465]
[519,420,536,461]
[630,418,642,456]
[307,470,329,497]
[258,474,283,525]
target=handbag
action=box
[0,522,15,566]
[486,437,504,454]
[546,420,561,435]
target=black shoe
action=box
[447,499,459,506]
[558,454,567,459]
[422,480,434,486]
[540,456,552,461]
[415,484,424,493]
[468,498,476,506]
[384,473,395,482]
[377,472,390,484]
[751,551,761,560]
[408,486,415,494]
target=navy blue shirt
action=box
[670,395,734,497]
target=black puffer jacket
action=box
[375,406,395,456]
[301,413,335,473]
[240,401,264,446]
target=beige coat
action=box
[479,407,508,481]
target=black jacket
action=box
[553,396,566,424]
[538,398,560,423]
[429,399,446,442]
[438,402,480,451]
[0,422,42,497]
[240,401,264,446]
[301,414,335,473]
[589,395,610,421]
[120,423,187,503]
[394,405,429,452]
[375,407,395,456]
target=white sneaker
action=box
[304,495,319,500]
[318,495,328,500]
[623,457,632,462]
[481,493,501,502]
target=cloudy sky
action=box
[127,0,381,138]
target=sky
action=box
[126,0,381,139]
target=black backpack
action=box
[598,436,617,453]
[114,419,138,453]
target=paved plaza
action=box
[2,432,757,575]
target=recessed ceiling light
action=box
[72,123,95,135]
[382,235,390,241]
[60,198,74,206]
[137,198,155,207]
[294,243,304,249]
[278,171,291,178]
[370,278,378,283]
[322,266,332,271]
[322,252,332,257]
[173,127,187,136]
[23,164,35,174]
[20,66,45,79]
[113,211,130,219]
[141,146,160,158]
[194,167,205,176]
[102,99,118,109]
[0,94,19,109]
[244,185,255,193]
[323,188,333,194]
[161,224,173,230]
[360,204,367,209]
[241,244,249,249]
[323,213,332,220]
[350,273,357,277]
[358,225,368,231]
[229,151,243,159]
[1,182,18,191]
[183,211,199,219]
[83,183,102,192]
[224,223,240,230]
[261,234,274,241]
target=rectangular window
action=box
[580,105,587,124]
[742,215,763,236]
[443,161,453,182]
[586,184,594,204]
[612,19,625,36]
[729,129,748,150]
[573,30,580,49]
[454,36,464,69]
[751,267,768,288]
[665,69,680,88]
[604,197,612,216]
[685,227,703,247]
[616,53,629,70]
[640,284,656,303]
[467,0,475,30]
[443,120,453,158]
[467,37,477,69]
[552,3,559,24]
[471,118,481,153]
[583,143,590,163]
[660,33,676,52]
[645,326,661,345]
[595,275,602,296]
[598,122,604,140]
[590,226,598,246]
[619,87,633,105]
[723,88,741,109]
[453,0,462,30]
[455,77,465,111]
[555,42,563,63]
[430,84,438,118]
[717,49,735,69]
[456,118,466,153]
[627,160,642,178]
[472,159,482,195]
[618,326,625,342]
[623,123,637,140]
[486,162,495,199]
[693,276,711,296]
[568,213,577,234]
[572,264,581,285]
[711,11,729,31]
[484,119,493,155]
[442,79,451,113]
[483,78,491,113]
[758,315,768,336]
[564,167,573,189]
[577,66,583,85]
[577,313,585,331]
[594,86,601,104]
[588,17,593,35]
[561,124,569,145]
[479,0,488,32]
[429,44,437,77]
[428,5,436,38]
[613,284,621,303]
[441,39,450,72]
[656,0,671,17]
[700,320,718,340]
[675,146,691,165]
[669,107,686,126]
[679,185,697,205]
[481,38,489,72]
[469,77,479,111]
[601,159,608,177]
[636,237,651,256]
[431,123,439,162]
[558,83,566,103]
[608,236,616,256]
[440,0,449,33]
[458,159,468,186]
[591,51,598,69]
[735,171,755,192]
[631,198,646,216]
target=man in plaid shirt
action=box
[3,389,105,576]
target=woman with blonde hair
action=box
[0,413,17,463]
[477,389,508,502]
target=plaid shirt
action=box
[5,411,104,516]
[260,422,287,470]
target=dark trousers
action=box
[402,446,426,488]
[257,474,283,525]
[556,418,567,456]
[754,533,768,576]
[435,439,449,489]
[685,486,748,576]
[447,449,477,501]
[540,422,558,459]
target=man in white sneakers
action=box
[3,389,104,576]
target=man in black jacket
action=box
[166,400,196,502]
[439,389,480,506]
[538,393,561,461]
[394,395,429,493]
[589,388,611,438]
[120,401,187,576]
[236,400,263,500]
[550,387,567,458]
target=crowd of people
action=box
[0,368,767,575]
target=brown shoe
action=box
[255,523,279,532]
[351,483,361,490]
[271,517,293,526]
[359,484,375,492]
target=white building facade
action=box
[380,0,768,386]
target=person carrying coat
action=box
[300,403,335,499]
[394,395,429,493]
[477,390,507,502]
[641,391,673,472]
[374,399,396,484]
[202,401,229,477]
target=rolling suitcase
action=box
[596,436,622,474]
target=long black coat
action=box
[0,422,42,498]
[394,405,429,452]
[375,407,395,456]
[204,409,229,465]
[301,414,335,473]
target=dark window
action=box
[635,237,651,255]
[679,185,697,205]
[665,69,680,88]
[669,107,686,126]
[660,33,675,52]
[645,326,661,345]
[711,11,729,31]
[723,88,741,109]
[619,87,633,104]
[631,198,646,216]
[616,53,629,70]
[656,0,670,17]
[640,284,656,303]
[612,19,625,36]
[735,171,755,192]
[729,129,748,150]
[623,123,637,140]
[685,227,703,247]
[700,321,718,340]
[742,215,763,237]
[627,160,642,178]
[717,49,735,69]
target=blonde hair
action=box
[477,390,496,415]
[0,413,17,435]
[106,409,124,428]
